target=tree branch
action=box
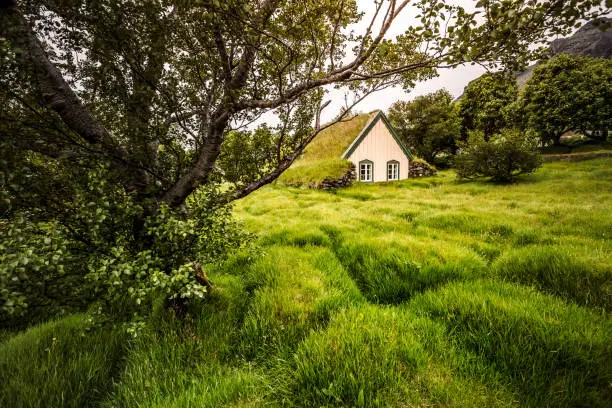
[0,1,118,152]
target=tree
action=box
[459,71,519,140]
[455,129,542,182]
[388,89,460,163]
[0,0,607,323]
[520,54,612,146]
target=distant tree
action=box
[388,89,460,163]
[459,72,519,141]
[520,54,612,146]
[455,129,542,182]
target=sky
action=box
[254,0,601,126]
[317,0,487,122]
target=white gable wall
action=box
[346,118,410,182]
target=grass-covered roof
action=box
[278,112,376,187]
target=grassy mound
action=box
[411,280,612,407]
[331,236,486,304]
[0,314,125,408]
[282,305,518,407]
[277,112,374,187]
[236,245,363,360]
[492,245,611,308]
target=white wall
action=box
[347,118,410,182]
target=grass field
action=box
[1,159,611,407]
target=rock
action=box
[408,161,437,178]
[551,18,612,59]
[317,164,356,190]
[515,18,612,86]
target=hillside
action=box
[2,159,611,407]
[458,18,612,93]
[278,112,375,187]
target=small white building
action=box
[342,111,413,182]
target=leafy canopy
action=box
[459,72,519,140]
[521,54,612,145]
[388,89,460,163]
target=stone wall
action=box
[318,164,356,190]
[408,161,437,177]
[543,151,612,162]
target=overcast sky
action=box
[253,0,599,126]
[317,0,487,122]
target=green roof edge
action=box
[341,111,413,160]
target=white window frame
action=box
[359,160,373,182]
[387,160,399,181]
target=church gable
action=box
[342,111,412,182]
[342,111,412,160]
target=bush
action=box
[1,166,251,329]
[455,129,542,181]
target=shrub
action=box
[455,129,542,181]
[1,167,251,329]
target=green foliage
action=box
[0,314,125,408]
[388,89,460,163]
[0,218,88,323]
[455,129,542,181]
[1,165,251,327]
[218,125,279,187]
[521,54,612,145]
[459,72,518,139]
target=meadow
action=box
[1,159,611,407]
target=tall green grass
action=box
[280,305,518,407]
[493,245,611,308]
[0,314,125,408]
[411,280,612,407]
[2,159,611,407]
[102,274,271,407]
[237,245,363,361]
[331,237,486,303]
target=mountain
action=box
[457,19,612,97]
[550,17,612,59]
[515,18,611,86]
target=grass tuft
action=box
[0,314,125,408]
